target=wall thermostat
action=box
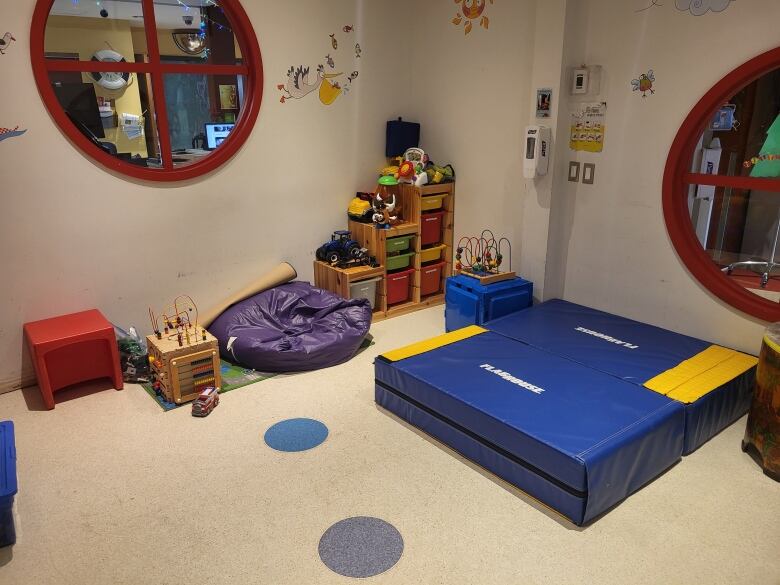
[570,66,603,97]
[524,126,551,179]
[573,68,589,94]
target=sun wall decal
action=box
[452,0,493,35]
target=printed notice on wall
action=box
[570,102,606,153]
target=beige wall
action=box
[0,0,412,392]
[403,0,538,288]
[555,0,780,353]
[399,0,780,352]
[2,0,777,392]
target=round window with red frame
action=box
[31,0,263,182]
[664,47,780,322]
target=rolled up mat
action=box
[743,324,780,480]
[201,262,297,328]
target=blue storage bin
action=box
[0,421,17,548]
[445,275,533,331]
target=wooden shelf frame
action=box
[313,262,387,320]
[316,182,455,320]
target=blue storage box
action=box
[445,275,533,332]
[0,421,17,548]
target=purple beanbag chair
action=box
[209,281,372,372]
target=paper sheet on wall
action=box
[570,102,606,153]
[120,112,144,140]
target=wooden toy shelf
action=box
[314,182,455,321]
[313,262,387,320]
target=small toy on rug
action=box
[147,295,221,405]
[142,359,277,411]
[191,386,219,417]
[114,325,150,383]
[455,229,516,284]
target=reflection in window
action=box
[689,68,780,296]
[154,0,242,66]
[36,0,258,178]
[48,71,156,163]
[163,73,243,167]
[690,69,780,180]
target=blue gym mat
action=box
[376,330,685,525]
[485,299,757,454]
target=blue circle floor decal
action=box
[263,418,329,452]
[318,516,404,578]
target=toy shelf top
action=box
[418,182,455,196]
[385,222,419,237]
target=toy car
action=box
[316,230,368,266]
[347,192,374,223]
[192,386,219,417]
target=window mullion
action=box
[685,172,780,192]
[141,0,172,169]
[157,64,249,76]
[44,60,153,73]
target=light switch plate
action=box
[568,161,581,182]
[583,163,595,184]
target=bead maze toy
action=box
[146,295,221,405]
[455,230,516,284]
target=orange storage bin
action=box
[420,261,445,296]
[421,211,445,246]
[386,268,415,305]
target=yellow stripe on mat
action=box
[643,345,757,404]
[381,325,487,363]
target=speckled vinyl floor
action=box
[0,306,778,585]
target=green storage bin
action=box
[386,251,415,271]
[386,234,414,254]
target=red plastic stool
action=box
[24,309,123,409]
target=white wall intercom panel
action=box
[570,65,602,97]
[524,125,551,179]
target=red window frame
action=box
[30,0,263,182]
[663,47,780,322]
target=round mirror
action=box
[664,47,780,321]
[31,0,263,181]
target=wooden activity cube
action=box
[147,331,221,404]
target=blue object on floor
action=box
[445,274,533,332]
[485,299,757,454]
[319,516,404,578]
[375,331,685,525]
[264,418,329,452]
[0,421,17,548]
